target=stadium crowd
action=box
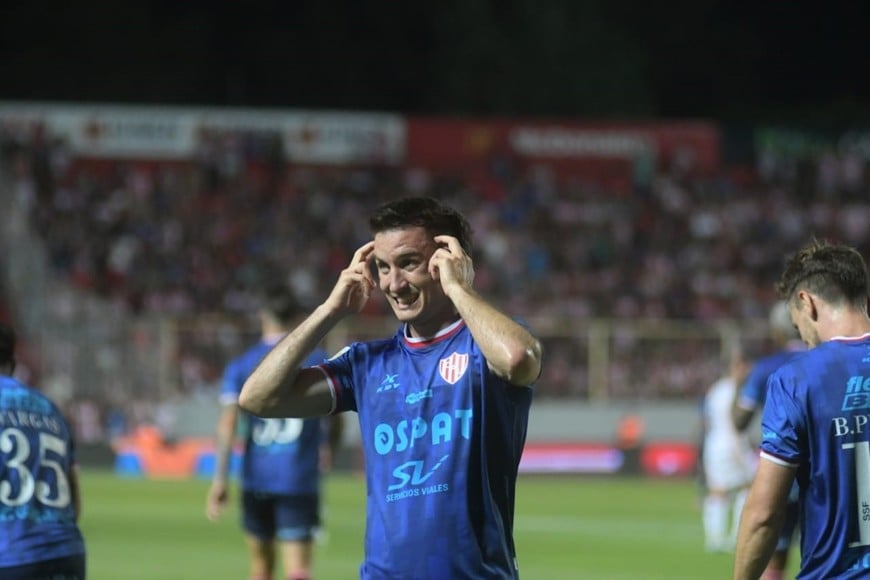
[2,126,870,440]
[7,129,870,323]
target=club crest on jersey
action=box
[439,352,469,384]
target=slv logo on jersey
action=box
[439,352,469,385]
[377,373,400,393]
[387,454,450,492]
[842,376,870,411]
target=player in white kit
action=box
[701,351,756,552]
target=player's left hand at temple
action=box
[429,235,474,295]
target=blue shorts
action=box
[0,553,86,580]
[242,491,320,542]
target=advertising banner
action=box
[0,103,407,164]
[406,117,720,179]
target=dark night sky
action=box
[1,1,868,123]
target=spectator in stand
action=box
[4,125,870,404]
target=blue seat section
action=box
[114,452,144,477]
[193,451,242,480]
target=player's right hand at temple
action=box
[324,241,375,316]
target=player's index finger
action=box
[433,235,460,252]
[353,241,375,263]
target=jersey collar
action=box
[402,318,465,348]
[830,331,870,342]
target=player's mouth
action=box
[392,294,419,310]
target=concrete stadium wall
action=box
[334,401,712,446]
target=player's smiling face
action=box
[372,226,455,335]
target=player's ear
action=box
[801,291,819,322]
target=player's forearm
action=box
[329,415,344,455]
[239,304,341,415]
[733,524,779,580]
[733,498,784,580]
[211,405,238,483]
[212,427,234,482]
[447,286,542,385]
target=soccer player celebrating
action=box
[206,284,343,580]
[734,240,870,579]
[0,323,87,579]
[239,196,543,579]
[731,301,805,579]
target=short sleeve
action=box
[759,371,805,467]
[738,364,768,410]
[318,346,358,414]
[220,358,244,406]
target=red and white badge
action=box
[439,352,469,384]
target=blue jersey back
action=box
[221,340,328,495]
[319,319,533,579]
[739,344,805,411]
[0,376,85,567]
[761,335,870,578]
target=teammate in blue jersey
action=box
[734,240,870,580]
[0,323,86,580]
[206,284,343,580]
[731,301,805,580]
[239,196,543,579]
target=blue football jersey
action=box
[319,319,534,579]
[0,376,86,568]
[221,339,328,495]
[760,334,870,579]
[738,342,805,411]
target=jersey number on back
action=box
[843,440,870,547]
[0,428,71,508]
[252,418,303,446]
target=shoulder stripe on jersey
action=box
[760,450,799,468]
[315,365,339,415]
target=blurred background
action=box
[1,0,868,478]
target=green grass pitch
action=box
[78,469,800,579]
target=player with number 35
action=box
[0,323,86,579]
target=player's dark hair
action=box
[0,323,15,370]
[260,283,302,325]
[369,196,473,255]
[776,239,870,311]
